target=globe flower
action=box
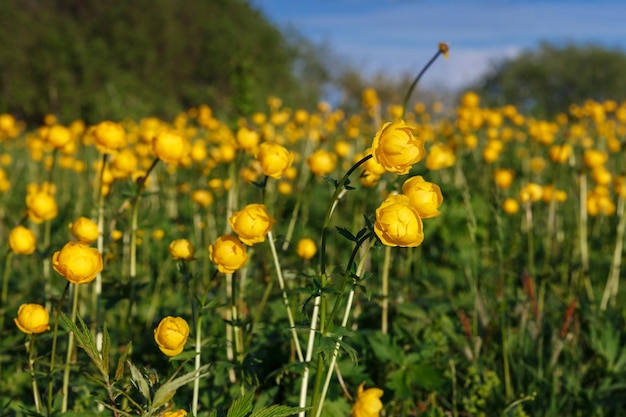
[307,149,337,176]
[502,198,520,214]
[583,149,608,169]
[256,142,294,179]
[296,238,317,260]
[46,125,73,149]
[374,194,424,247]
[519,183,543,204]
[425,143,456,170]
[154,316,189,356]
[493,169,515,189]
[14,303,50,334]
[153,129,187,164]
[93,121,127,153]
[191,189,214,208]
[401,176,443,219]
[209,235,249,273]
[26,191,58,224]
[229,204,275,245]
[371,120,425,175]
[9,225,36,255]
[352,383,383,417]
[70,216,99,244]
[52,242,103,284]
[236,126,260,153]
[549,144,572,164]
[168,239,196,261]
[163,411,188,417]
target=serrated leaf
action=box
[226,391,254,417]
[102,325,110,376]
[151,364,211,409]
[127,361,151,401]
[335,226,356,242]
[250,405,306,417]
[114,342,132,382]
[61,313,105,375]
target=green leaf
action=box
[60,313,106,376]
[127,361,151,402]
[151,364,211,410]
[335,226,356,242]
[102,325,111,376]
[249,405,306,417]
[226,391,254,417]
[114,342,132,382]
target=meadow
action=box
[2,50,626,417]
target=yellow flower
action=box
[583,149,608,169]
[493,169,515,189]
[52,242,103,284]
[362,88,380,108]
[236,126,260,153]
[162,410,188,417]
[296,238,317,260]
[519,183,543,204]
[549,144,572,164]
[9,225,36,255]
[154,316,189,356]
[191,190,214,208]
[425,143,456,170]
[209,235,249,273]
[46,125,73,149]
[229,204,275,245]
[352,383,383,417]
[26,191,58,224]
[374,194,424,247]
[153,130,187,164]
[92,121,127,153]
[401,176,443,219]
[70,216,99,244]
[502,198,519,214]
[256,142,294,179]
[14,303,50,334]
[307,149,337,176]
[371,120,425,175]
[111,148,139,177]
[168,239,196,261]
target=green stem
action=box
[49,281,70,415]
[94,154,107,353]
[400,49,444,120]
[578,173,593,302]
[268,231,304,361]
[381,245,391,335]
[600,194,626,310]
[62,283,80,412]
[0,251,12,329]
[28,334,42,413]
[192,313,202,416]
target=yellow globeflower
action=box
[425,143,456,170]
[153,129,187,164]
[52,242,103,285]
[296,238,317,260]
[168,239,196,261]
[352,383,383,417]
[519,183,543,204]
[162,411,188,417]
[93,121,127,153]
[209,235,249,273]
[255,142,294,179]
[154,316,189,356]
[9,225,36,255]
[229,204,275,245]
[371,120,425,175]
[549,144,572,164]
[236,126,260,152]
[374,194,424,248]
[191,190,214,208]
[46,125,73,149]
[14,303,50,334]
[502,198,519,214]
[307,149,337,176]
[111,148,139,177]
[26,191,58,224]
[362,88,380,108]
[402,176,443,219]
[583,149,608,169]
[70,216,99,244]
[493,169,515,189]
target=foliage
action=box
[472,42,626,117]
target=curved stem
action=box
[400,49,443,120]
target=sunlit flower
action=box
[229,204,275,245]
[154,316,189,356]
[209,235,249,273]
[168,239,196,261]
[352,383,383,417]
[46,125,73,149]
[14,303,50,334]
[70,216,99,244]
[307,149,337,176]
[52,242,103,284]
[26,191,58,224]
[153,129,187,164]
[493,169,515,190]
[402,176,443,218]
[256,142,294,179]
[425,143,456,170]
[296,238,317,260]
[191,190,214,208]
[502,198,519,214]
[371,120,425,175]
[93,121,127,153]
[9,225,36,255]
[374,194,424,247]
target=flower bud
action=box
[256,142,294,179]
[14,303,50,334]
[168,239,196,261]
[307,149,337,176]
[352,383,383,417]
[402,176,443,219]
[154,316,189,356]
[153,129,187,164]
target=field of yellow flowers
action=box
[3,52,626,416]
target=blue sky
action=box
[250,0,626,90]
